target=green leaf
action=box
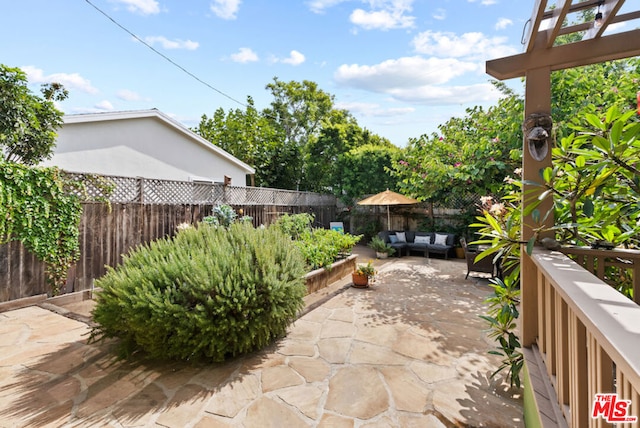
[531,209,540,224]
[583,198,594,217]
[591,135,609,152]
[605,105,619,124]
[526,237,535,255]
[585,113,605,131]
[609,120,623,147]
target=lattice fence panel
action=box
[143,179,194,204]
[63,172,139,203]
[192,183,217,204]
[243,187,274,205]
[63,172,337,206]
[222,186,247,205]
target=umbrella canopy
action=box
[357,189,419,230]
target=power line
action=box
[84,0,249,109]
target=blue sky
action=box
[1,0,534,146]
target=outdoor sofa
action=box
[377,230,456,259]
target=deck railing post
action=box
[522,252,539,347]
[569,313,588,428]
[556,297,570,406]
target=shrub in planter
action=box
[90,222,307,362]
[296,228,362,269]
[273,213,362,269]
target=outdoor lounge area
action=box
[0,248,523,427]
[377,230,456,259]
[2,1,639,427]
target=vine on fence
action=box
[1,162,82,295]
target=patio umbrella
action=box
[357,189,419,230]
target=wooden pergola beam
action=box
[487,28,640,80]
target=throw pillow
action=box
[396,232,407,243]
[434,233,448,246]
[389,234,399,244]
[414,235,430,244]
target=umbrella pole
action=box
[387,205,391,230]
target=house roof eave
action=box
[62,109,256,175]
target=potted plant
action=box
[352,261,376,288]
[367,236,395,259]
[455,243,465,259]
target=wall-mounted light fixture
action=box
[594,1,605,28]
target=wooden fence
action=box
[0,201,336,303]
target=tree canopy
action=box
[0,64,68,165]
[194,77,397,201]
[391,81,523,203]
[390,57,640,205]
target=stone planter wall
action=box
[304,255,357,295]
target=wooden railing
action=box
[524,248,640,427]
[561,246,640,305]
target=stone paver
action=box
[0,250,523,427]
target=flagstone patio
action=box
[0,247,523,427]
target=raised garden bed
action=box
[304,255,357,294]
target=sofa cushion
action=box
[389,234,399,244]
[434,233,448,246]
[414,235,430,244]
[396,231,407,243]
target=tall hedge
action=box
[90,222,307,362]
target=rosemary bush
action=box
[90,222,307,362]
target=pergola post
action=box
[486,1,640,348]
[521,64,553,347]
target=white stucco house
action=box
[41,109,255,186]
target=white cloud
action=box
[468,0,497,5]
[495,17,513,30]
[94,100,114,111]
[307,0,416,30]
[210,0,241,20]
[116,89,146,101]
[411,31,518,60]
[387,82,501,105]
[143,36,199,50]
[279,50,306,66]
[333,56,503,106]
[307,0,349,14]
[433,8,446,20]
[110,0,160,15]
[335,56,479,92]
[336,101,415,117]
[231,47,259,63]
[21,66,99,94]
[349,0,415,30]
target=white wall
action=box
[42,116,250,186]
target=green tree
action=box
[545,106,640,249]
[391,58,640,204]
[304,109,396,194]
[262,78,335,190]
[392,81,523,203]
[0,65,68,165]
[193,97,290,187]
[195,79,396,193]
[334,143,399,205]
[551,59,640,139]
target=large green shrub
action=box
[90,222,307,362]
